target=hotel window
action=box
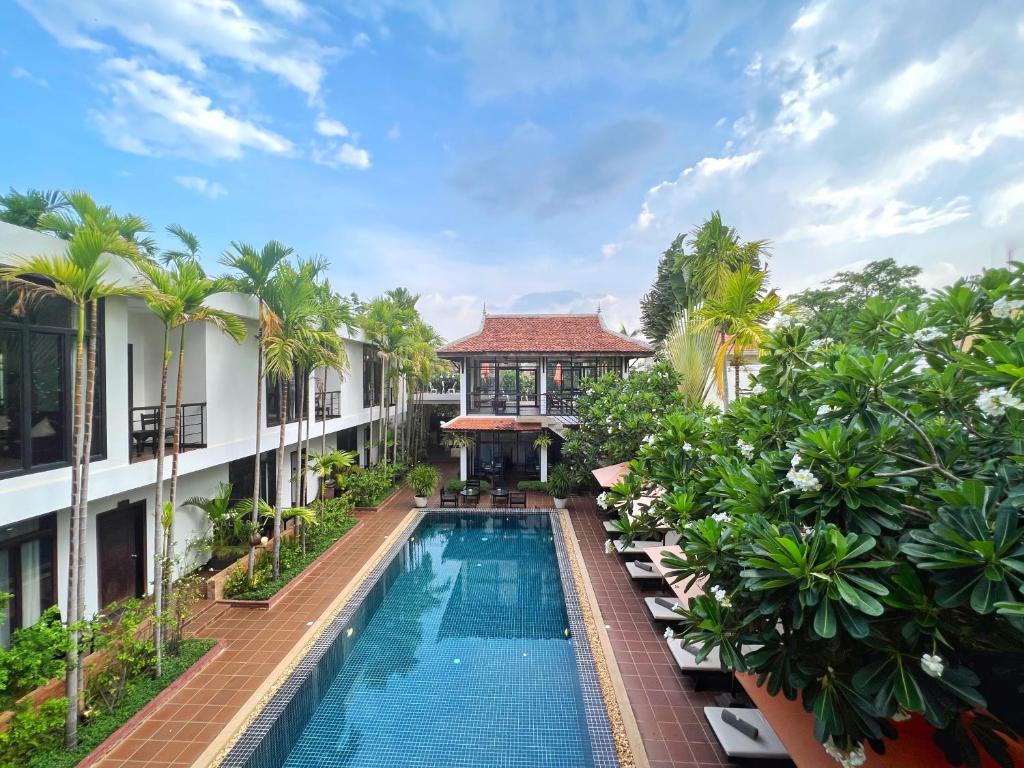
[0,283,105,477]
[545,357,620,393]
[266,368,306,427]
[0,514,57,646]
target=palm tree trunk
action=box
[320,367,328,462]
[272,377,288,579]
[734,353,741,399]
[75,300,99,716]
[248,337,264,582]
[295,371,306,554]
[165,325,187,630]
[151,325,170,676]
[379,358,388,469]
[720,330,730,407]
[64,302,85,749]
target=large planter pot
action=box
[553,497,568,510]
[413,495,429,508]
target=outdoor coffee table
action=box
[490,488,508,499]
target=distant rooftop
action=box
[437,313,653,356]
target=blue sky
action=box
[1,1,1022,340]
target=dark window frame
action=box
[0,513,58,641]
[0,284,106,479]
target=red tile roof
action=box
[438,314,653,355]
[442,417,544,432]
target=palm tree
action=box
[220,241,292,581]
[262,259,336,578]
[0,187,67,229]
[695,265,780,404]
[0,191,143,748]
[664,309,718,407]
[688,211,770,300]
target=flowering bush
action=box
[607,264,1024,766]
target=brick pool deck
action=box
[94,487,724,767]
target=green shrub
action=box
[225,497,357,601]
[407,464,441,496]
[516,480,550,493]
[85,600,155,711]
[343,463,401,507]
[547,465,572,499]
[445,479,491,492]
[0,606,69,708]
[0,697,65,767]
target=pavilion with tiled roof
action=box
[437,313,652,481]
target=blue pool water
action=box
[280,513,595,768]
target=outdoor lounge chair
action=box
[603,519,623,535]
[644,595,684,621]
[703,707,789,761]
[440,489,458,508]
[626,560,664,583]
[508,491,527,508]
[612,539,661,556]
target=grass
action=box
[224,511,357,601]
[25,639,216,768]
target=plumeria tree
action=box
[603,263,1024,767]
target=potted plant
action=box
[548,465,572,510]
[533,431,553,450]
[407,464,441,508]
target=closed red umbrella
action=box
[554,363,563,387]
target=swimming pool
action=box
[221,511,618,768]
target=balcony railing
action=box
[316,390,341,421]
[129,402,206,462]
[468,387,539,416]
[545,390,580,417]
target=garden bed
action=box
[4,638,218,768]
[219,498,358,604]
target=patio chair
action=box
[644,595,684,621]
[466,478,481,490]
[508,491,527,508]
[440,489,458,508]
[491,493,509,508]
[703,707,789,760]
[626,560,664,583]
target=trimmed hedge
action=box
[445,479,491,492]
[516,480,550,493]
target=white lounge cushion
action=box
[704,707,789,760]
[614,539,662,555]
[603,520,622,535]
[644,596,683,621]
[626,560,664,581]
[667,639,721,671]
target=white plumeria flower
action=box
[604,539,615,555]
[682,442,693,452]
[663,627,675,640]
[751,382,766,395]
[921,653,945,678]
[800,524,814,538]
[816,404,836,416]
[597,492,610,509]
[791,452,802,467]
[711,511,731,524]
[912,327,945,343]
[787,467,822,492]
[737,440,755,459]
[823,739,866,768]
[976,387,1024,418]
[643,434,656,445]
[709,585,732,607]
[992,296,1024,319]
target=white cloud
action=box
[601,242,620,259]
[92,58,293,159]
[791,1,829,31]
[985,181,1024,227]
[352,32,371,48]
[259,0,306,20]
[634,204,655,231]
[313,142,371,170]
[877,44,972,112]
[440,229,459,239]
[11,66,48,87]
[17,0,329,98]
[173,175,227,198]
[387,123,401,141]
[315,116,349,138]
[691,151,762,178]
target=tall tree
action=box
[220,241,292,580]
[695,264,780,404]
[0,191,143,748]
[360,296,414,469]
[786,258,925,339]
[640,234,692,346]
[0,188,67,230]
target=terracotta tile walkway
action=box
[567,495,730,768]
[91,486,420,768]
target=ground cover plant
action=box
[600,263,1024,767]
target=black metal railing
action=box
[129,402,206,460]
[316,390,341,421]
[468,387,540,415]
[545,390,580,417]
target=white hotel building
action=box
[0,221,389,640]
